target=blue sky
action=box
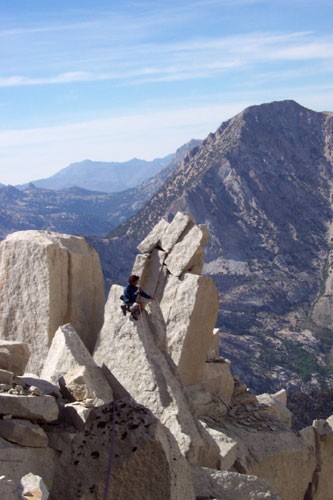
[1,0,333,184]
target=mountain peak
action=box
[110,100,333,405]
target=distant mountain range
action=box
[16,156,175,193]
[0,140,201,239]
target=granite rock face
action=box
[40,324,113,407]
[49,400,195,500]
[160,273,219,386]
[0,394,59,422]
[191,465,278,500]
[21,473,49,500]
[0,231,105,374]
[0,436,59,490]
[94,285,219,468]
[0,419,48,447]
[94,214,221,467]
[0,476,19,500]
[0,341,30,376]
[307,417,333,499]
[133,212,219,387]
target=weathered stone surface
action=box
[42,324,99,380]
[186,384,228,422]
[201,360,235,407]
[137,217,170,253]
[62,403,93,431]
[0,419,48,447]
[0,436,58,489]
[61,364,113,406]
[271,388,287,405]
[46,429,76,454]
[299,424,316,450]
[50,400,195,500]
[21,473,49,500]
[160,273,219,386]
[207,328,221,361]
[257,392,292,428]
[153,263,169,302]
[221,422,316,500]
[0,341,30,376]
[132,249,167,298]
[0,368,14,385]
[0,476,19,500]
[309,416,333,500]
[0,394,59,422]
[191,465,278,499]
[13,375,61,398]
[94,285,219,467]
[131,252,149,281]
[160,211,194,252]
[165,224,209,276]
[0,231,105,374]
[0,384,11,392]
[202,424,239,471]
[186,360,235,423]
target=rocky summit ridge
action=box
[107,100,333,420]
[0,214,333,499]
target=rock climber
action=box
[120,274,154,320]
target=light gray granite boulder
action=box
[0,419,48,447]
[0,231,105,374]
[160,273,219,386]
[0,393,59,422]
[0,436,58,490]
[164,224,209,276]
[0,368,14,385]
[308,416,333,500]
[160,211,194,252]
[0,341,30,376]
[131,248,167,298]
[21,473,49,500]
[49,400,195,500]
[191,465,278,499]
[137,218,170,253]
[41,324,113,405]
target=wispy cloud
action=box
[2,31,333,88]
[0,21,99,37]
[0,72,110,87]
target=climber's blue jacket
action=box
[121,284,151,305]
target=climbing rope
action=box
[103,400,117,500]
